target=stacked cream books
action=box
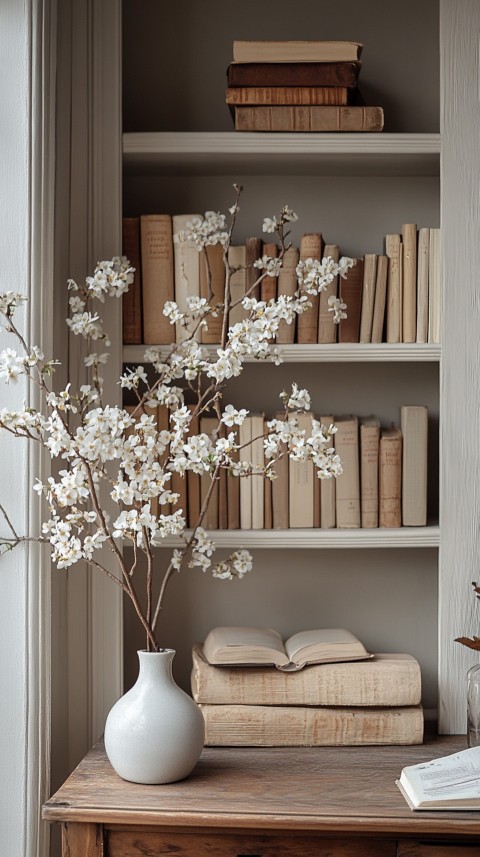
[192,626,423,747]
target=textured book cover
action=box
[227,62,361,88]
[234,105,384,132]
[379,427,402,528]
[140,214,175,345]
[338,258,364,343]
[297,233,322,344]
[226,86,349,106]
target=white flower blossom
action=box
[328,294,348,323]
[221,405,248,427]
[0,348,25,383]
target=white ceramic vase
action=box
[104,649,205,784]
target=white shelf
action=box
[123,132,440,177]
[123,343,441,364]
[154,527,440,549]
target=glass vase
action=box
[467,664,480,747]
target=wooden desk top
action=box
[43,736,480,838]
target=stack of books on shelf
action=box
[122,216,441,346]
[192,626,423,746]
[225,40,384,133]
[124,404,429,531]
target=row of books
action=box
[226,40,384,133]
[192,626,423,746]
[122,216,441,346]
[127,404,428,530]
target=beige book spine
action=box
[416,227,430,344]
[246,237,262,301]
[140,214,175,344]
[359,254,377,343]
[191,645,422,707]
[334,416,360,528]
[379,427,402,528]
[239,416,252,529]
[289,412,314,527]
[276,245,299,344]
[200,244,225,344]
[320,415,336,528]
[172,214,201,343]
[370,255,388,343]
[227,245,247,329]
[200,703,423,747]
[297,233,322,344]
[250,415,264,529]
[385,234,402,343]
[227,428,240,530]
[428,227,441,344]
[318,244,339,344]
[218,428,228,530]
[199,417,219,529]
[226,86,349,106]
[402,223,417,343]
[187,408,201,528]
[360,417,380,528]
[234,106,384,133]
[271,435,289,529]
[401,406,428,526]
[264,473,272,529]
[261,242,278,304]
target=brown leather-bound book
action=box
[234,106,384,133]
[122,217,142,344]
[276,246,299,344]
[200,244,225,344]
[187,408,201,529]
[140,215,175,344]
[297,233,323,344]
[338,258,364,343]
[318,244,339,344]
[245,237,262,301]
[379,426,402,528]
[359,254,377,343]
[227,62,361,88]
[226,86,349,106]
[371,255,388,343]
[261,242,278,304]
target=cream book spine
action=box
[379,426,402,528]
[318,243,339,344]
[359,253,377,343]
[401,405,428,526]
[239,416,252,529]
[140,214,175,344]
[199,416,219,529]
[370,255,388,343]
[402,223,417,343]
[276,246,299,344]
[360,416,380,528]
[227,427,240,530]
[289,412,314,527]
[250,414,264,530]
[320,415,336,529]
[227,245,247,329]
[191,645,422,707]
[428,227,441,344]
[200,703,424,747]
[334,415,360,528]
[271,415,289,529]
[297,233,322,344]
[172,214,201,342]
[385,234,402,343]
[416,227,430,344]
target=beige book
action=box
[370,255,388,343]
[227,427,240,530]
[416,227,430,343]
[191,644,422,707]
[297,233,322,344]
[232,40,363,63]
[218,429,228,530]
[200,703,424,747]
[385,234,402,343]
[157,404,171,516]
[140,214,175,344]
[200,243,225,344]
[142,405,160,517]
[360,416,380,528]
[172,214,201,342]
[289,412,315,527]
[402,224,417,343]
[227,245,247,329]
[318,243,339,344]
[250,414,265,530]
[379,426,402,528]
[271,414,289,528]
[276,245,299,344]
[401,406,428,526]
[187,408,201,529]
[314,465,321,527]
[239,416,252,529]
[261,242,278,304]
[428,227,441,344]
[359,254,377,343]
[320,415,336,529]
[245,237,262,301]
[199,416,219,529]
[202,625,371,669]
[334,415,360,528]
[264,474,272,529]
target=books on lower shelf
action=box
[397,746,480,810]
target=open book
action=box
[202,626,372,672]
[397,746,480,810]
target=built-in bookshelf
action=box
[124,342,441,363]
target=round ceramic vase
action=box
[104,649,205,784]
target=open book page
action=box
[284,628,372,667]
[202,626,287,667]
[398,746,480,809]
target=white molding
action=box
[155,527,440,550]
[124,343,441,364]
[439,0,480,733]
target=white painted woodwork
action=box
[156,527,440,549]
[124,343,441,364]
[438,0,480,733]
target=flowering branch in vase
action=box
[0,185,354,651]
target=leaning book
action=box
[202,626,372,671]
[396,746,480,810]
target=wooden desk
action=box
[43,736,480,856]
